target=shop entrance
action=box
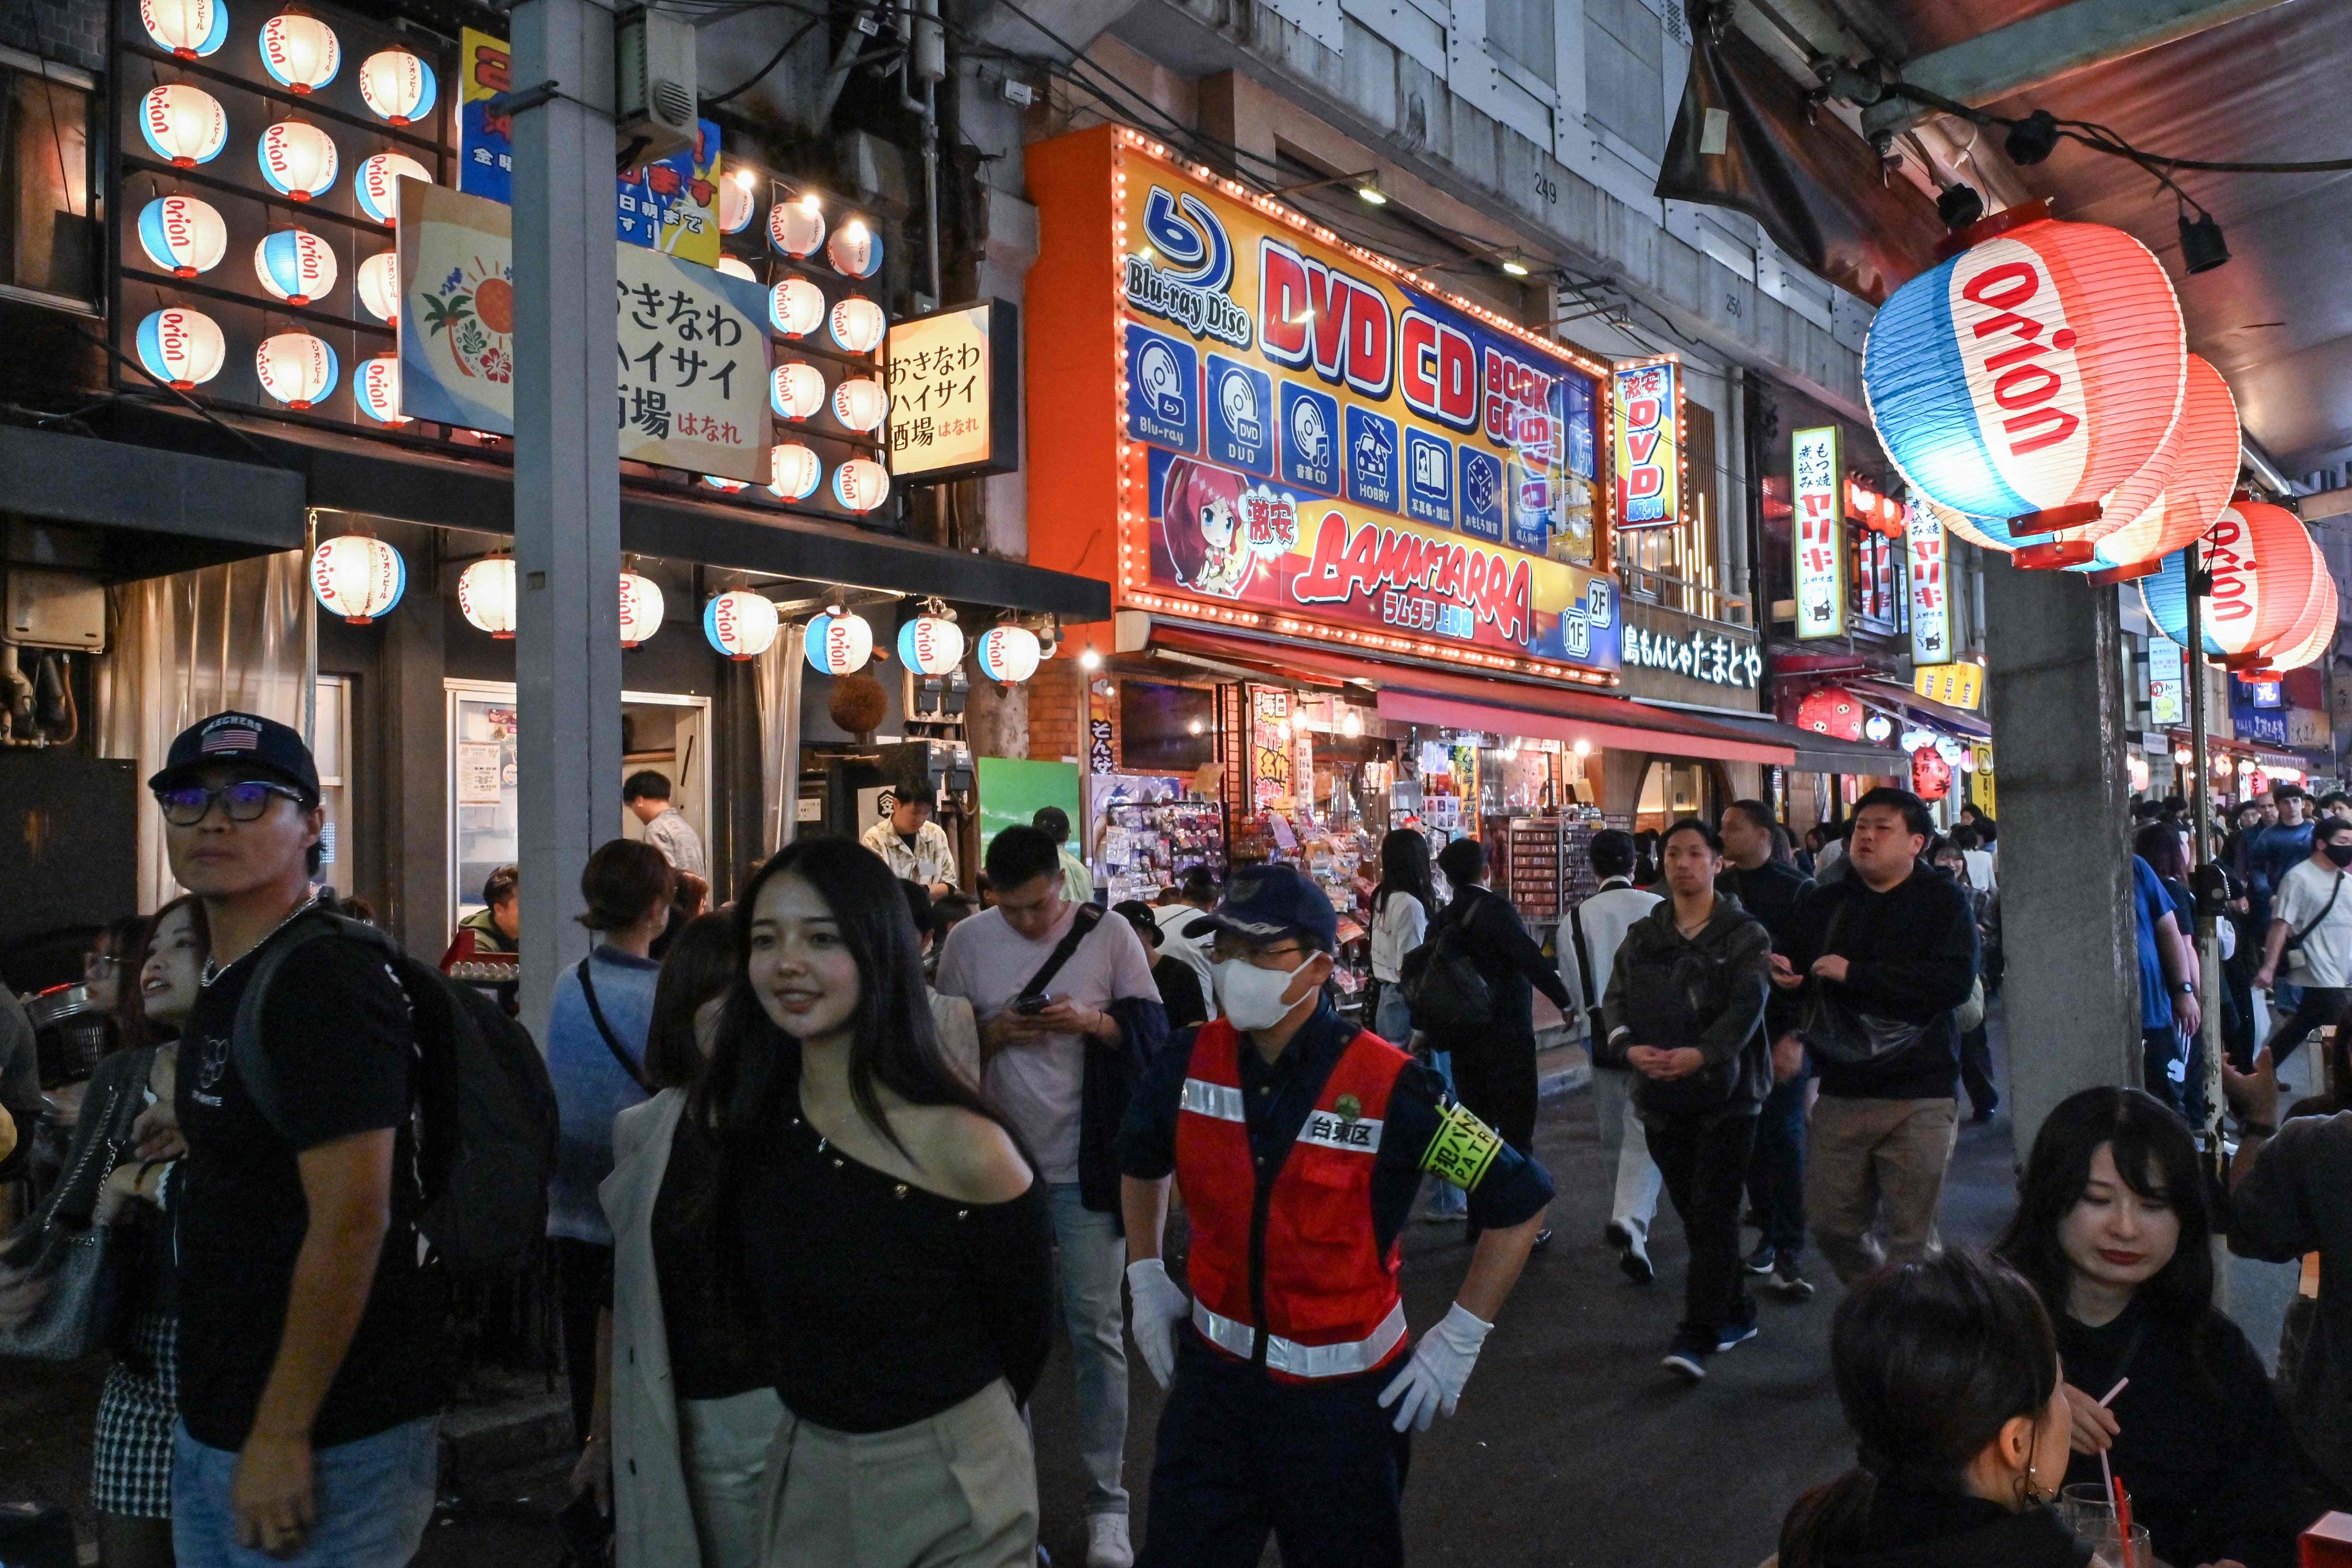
[1633,758,1718,832]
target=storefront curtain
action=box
[96,551,312,911]
[755,621,804,853]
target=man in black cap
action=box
[145,712,447,1567]
[1117,863,1555,1568]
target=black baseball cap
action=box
[1183,863,1339,950]
[149,711,320,805]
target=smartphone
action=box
[1014,994,1053,1015]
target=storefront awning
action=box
[1851,678,1991,740]
[1679,711,1903,777]
[0,424,307,580]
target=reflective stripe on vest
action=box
[1192,1297,1408,1380]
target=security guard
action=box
[1118,863,1555,1568]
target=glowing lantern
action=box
[896,613,964,675]
[1863,713,1893,743]
[770,362,825,421]
[767,443,822,500]
[1911,747,1951,801]
[704,590,780,661]
[804,607,873,675]
[356,49,436,124]
[831,377,887,432]
[258,12,339,91]
[1795,687,1865,743]
[715,256,756,281]
[976,625,1041,685]
[720,170,756,234]
[253,228,337,304]
[769,277,825,338]
[141,0,227,57]
[458,557,516,638]
[137,195,226,276]
[768,194,825,258]
[135,307,225,389]
[701,474,748,493]
[310,534,404,624]
[2073,354,2242,578]
[140,84,228,167]
[2262,569,2339,675]
[354,355,404,423]
[832,458,890,513]
[353,150,428,225]
[254,331,339,408]
[2142,503,2326,666]
[1863,206,2185,566]
[354,250,399,322]
[829,296,886,354]
[619,572,665,648]
[828,219,882,279]
[258,120,339,200]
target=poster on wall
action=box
[1251,688,1293,809]
[1612,358,1679,530]
[1906,499,1950,665]
[1793,426,1846,641]
[2148,637,2183,727]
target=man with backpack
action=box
[2253,813,2352,1073]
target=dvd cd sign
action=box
[1207,355,1272,473]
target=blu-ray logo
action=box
[1137,340,1187,423]
[1141,187,1231,291]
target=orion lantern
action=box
[254,228,337,305]
[704,590,781,661]
[715,256,756,281]
[2071,354,2241,580]
[254,331,338,407]
[770,362,825,421]
[258,12,341,92]
[258,120,339,200]
[138,195,226,276]
[141,0,228,57]
[458,557,516,638]
[354,250,399,322]
[136,307,225,388]
[805,607,874,675]
[140,84,228,167]
[768,194,825,258]
[828,219,882,279]
[829,297,886,354]
[832,458,890,513]
[2142,502,2326,667]
[897,608,964,675]
[354,356,403,423]
[353,151,428,225]
[720,170,757,234]
[831,377,887,432]
[619,573,665,648]
[310,534,404,623]
[769,278,825,338]
[976,624,1042,685]
[768,443,822,500]
[356,49,437,124]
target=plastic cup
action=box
[2087,1521,2152,1568]
[2061,1482,2118,1535]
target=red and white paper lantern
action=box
[976,625,1041,685]
[768,195,825,258]
[354,355,404,423]
[767,443,822,500]
[356,48,437,124]
[354,250,400,322]
[804,607,873,675]
[134,307,225,389]
[137,195,227,276]
[619,572,665,648]
[829,296,886,354]
[353,150,430,225]
[769,277,825,338]
[770,362,825,421]
[253,227,337,304]
[139,84,227,166]
[831,377,887,433]
[832,458,890,513]
[140,0,227,57]
[458,557,516,638]
[310,534,404,623]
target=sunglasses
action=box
[156,779,307,827]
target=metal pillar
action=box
[511,0,621,1038]
[2184,547,2226,1154]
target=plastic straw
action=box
[2099,1377,2129,1408]
[2110,1474,2136,1568]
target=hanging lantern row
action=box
[137,83,430,224]
[140,0,229,58]
[699,445,877,509]
[2142,501,2332,674]
[898,605,964,675]
[138,5,441,123]
[765,281,886,354]
[764,191,885,279]
[704,589,780,661]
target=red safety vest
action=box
[1173,1018,1411,1382]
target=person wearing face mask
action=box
[2253,815,2352,1076]
[1115,864,1555,1568]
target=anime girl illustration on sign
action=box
[1160,457,1253,599]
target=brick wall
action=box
[1027,657,1084,762]
[3,0,107,73]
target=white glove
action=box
[1377,1303,1493,1432]
[1126,1259,1190,1389]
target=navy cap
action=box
[1183,863,1339,950]
[149,711,320,804]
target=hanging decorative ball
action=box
[253,228,338,305]
[715,255,756,282]
[1861,713,1893,743]
[137,195,227,276]
[704,590,780,661]
[719,170,756,234]
[829,296,886,354]
[770,362,826,421]
[1795,687,1865,743]
[354,355,404,423]
[827,219,882,279]
[354,250,399,322]
[805,606,874,675]
[258,12,341,92]
[310,534,404,624]
[258,119,339,201]
[356,48,436,124]
[768,194,825,258]
[832,457,891,513]
[2072,353,2242,579]
[896,613,964,675]
[458,557,516,638]
[140,83,228,167]
[2142,502,2326,666]
[769,277,825,338]
[254,331,339,408]
[135,307,225,389]
[975,625,1041,685]
[353,150,429,225]
[141,0,228,57]
[1862,204,2185,565]
[619,572,665,648]
[831,377,888,432]
[701,474,748,493]
[767,443,822,500]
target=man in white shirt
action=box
[1035,805,1097,905]
[623,771,705,876]
[1559,828,1664,1281]
[2255,814,2352,1073]
[1151,867,1218,1021]
[860,786,956,898]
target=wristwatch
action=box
[2173,981,2195,995]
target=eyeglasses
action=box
[156,779,306,827]
[83,953,124,974]
[1208,939,1308,968]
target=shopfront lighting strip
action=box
[1129,593,1617,688]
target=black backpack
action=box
[231,909,559,1277]
[1399,895,1495,1033]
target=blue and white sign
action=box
[1206,354,1272,473]
[1125,323,1198,453]
[1279,381,1339,493]
[1404,427,1453,528]
[1346,406,1398,511]
[1459,446,1505,543]
[1508,459,1550,556]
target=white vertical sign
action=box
[2149,636,2184,727]
[1906,499,1951,665]
[1793,427,1845,641]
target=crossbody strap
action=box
[2287,873,2344,952]
[577,956,651,1093]
[1017,905,1105,1005]
[1567,903,1605,1040]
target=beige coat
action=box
[600,1089,705,1568]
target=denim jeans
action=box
[1744,1074,1808,1258]
[172,1418,437,1568]
[1049,1182,1130,1517]
[1372,983,1413,1049]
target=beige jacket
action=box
[600,1089,705,1568]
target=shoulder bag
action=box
[0,1050,150,1361]
[2281,872,2344,978]
[1565,902,1615,1065]
[578,956,652,1094]
[1797,899,1930,1069]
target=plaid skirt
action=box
[92,1308,179,1519]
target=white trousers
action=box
[1592,1065,1663,1241]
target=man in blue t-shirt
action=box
[2250,787,2316,929]
[2132,853,2201,1113]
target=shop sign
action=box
[1250,688,1293,808]
[397,183,770,481]
[1622,622,1760,689]
[1793,427,1846,640]
[1913,662,1983,710]
[886,300,1018,482]
[1905,500,1951,664]
[1089,717,1116,775]
[1612,358,1679,530]
[2149,638,2184,726]
[1970,743,1996,816]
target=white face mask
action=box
[1212,954,1314,1033]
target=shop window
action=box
[1634,759,1709,831]
[0,53,95,308]
[1850,525,1907,638]
[1616,402,1748,624]
[1119,679,1214,773]
[312,675,352,894]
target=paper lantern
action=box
[831,377,887,432]
[139,84,227,167]
[704,590,779,661]
[715,256,756,281]
[310,534,403,623]
[1795,687,1865,743]
[354,250,399,322]
[720,171,756,234]
[1863,713,1893,743]
[458,557,516,638]
[357,49,435,124]
[829,296,886,354]
[976,625,1041,685]
[1863,208,2185,563]
[254,331,338,408]
[770,362,825,420]
[832,457,890,513]
[259,12,340,91]
[768,195,825,258]
[2075,354,2242,578]
[137,195,226,276]
[353,150,428,225]
[258,120,339,200]
[897,614,964,675]
[828,219,882,279]
[619,572,664,648]
[769,277,825,338]
[2142,503,2324,665]
[701,474,748,493]
[768,443,821,500]
[135,307,225,389]
[254,228,337,304]
[141,0,227,57]
[1911,747,1952,802]
[2262,569,2339,675]
[804,607,872,675]
[354,355,404,423]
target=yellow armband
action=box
[1422,1100,1504,1192]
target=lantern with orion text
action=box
[257,13,340,92]
[804,607,873,675]
[356,48,435,123]
[310,534,403,623]
[768,444,822,500]
[255,331,338,407]
[2069,353,2241,579]
[770,362,825,421]
[831,377,887,433]
[258,119,339,200]
[619,573,665,648]
[897,613,964,676]
[828,221,882,279]
[704,590,780,661]
[138,195,226,276]
[354,356,403,423]
[141,0,228,57]
[354,250,399,321]
[829,297,886,354]
[768,196,824,258]
[2141,502,2326,667]
[253,229,337,304]
[353,151,429,225]
[140,83,227,166]
[458,557,516,637]
[833,458,890,513]
[719,171,756,234]
[136,308,225,388]
[770,278,825,338]
[976,625,1041,685]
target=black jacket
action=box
[1602,894,1774,1119]
[1429,884,1574,1052]
[1797,1486,2090,1568]
[1721,859,1813,1039]
[1780,865,1980,1101]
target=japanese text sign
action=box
[1793,427,1845,641]
[1912,662,1983,710]
[458,28,513,203]
[1612,359,1679,530]
[2148,636,2183,727]
[1906,499,1950,665]
[887,300,1018,482]
[1251,686,1293,809]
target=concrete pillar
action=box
[381,523,446,963]
[1199,72,1278,180]
[511,0,621,1038]
[1984,559,2141,1160]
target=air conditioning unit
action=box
[615,6,697,165]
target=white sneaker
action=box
[1086,1512,1134,1568]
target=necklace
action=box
[200,894,318,987]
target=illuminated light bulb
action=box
[831,457,890,513]
[353,150,429,225]
[1572,738,1592,758]
[354,354,404,423]
[828,296,886,354]
[827,219,882,279]
[1078,648,1103,671]
[257,119,339,200]
[767,443,821,500]
[770,362,825,421]
[1340,708,1362,738]
[135,307,225,388]
[356,48,435,123]
[768,277,825,337]
[140,83,228,167]
[310,534,403,623]
[831,376,887,432]
[458,557,516,638]
[719,170,756,233]
[258,11,340,92]
[137,195,227,276]
[354,250,399,322]
[253,227,338,304]
[254,331,339,408]
[141,0,227,56]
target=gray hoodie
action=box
[1600,893,1774,1120]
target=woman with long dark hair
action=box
[1995,1087,2325,1568]
[698,839,1052,1568]
[85,914,160,1057]
[1368,828,1434,1048]
[1776,1250,2079,1568]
